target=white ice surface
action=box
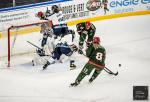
[0,15,150,102]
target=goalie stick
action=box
[27,41,51,56]
[27,41,42,50]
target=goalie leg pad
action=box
[32,55,49,66]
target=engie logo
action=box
[86,0,101,11]
[110,0,150,8]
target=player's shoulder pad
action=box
[90,23,96,29]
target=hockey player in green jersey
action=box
[70,37,106,86]
[76,21,96,54]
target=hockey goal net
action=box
[6,20,53,67]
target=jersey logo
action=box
[96,52,103,61]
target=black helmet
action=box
[51,5,60,13]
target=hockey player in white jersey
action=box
[31,40,78,67]
[36,5,61,22]
[40,21,75,53]
[32,24,75,67]
[43,42,78,70]
[37,5,75,50]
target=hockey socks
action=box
[89,70,101,83]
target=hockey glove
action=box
[36,48,45,56]
[86,41,92,47]
[68,30,75,34]
[78,49,83,54]
[78,45,83,54]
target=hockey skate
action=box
[70,60,76,70]
[32,60,35,66]
[70,81,80,87]
[70,64,76,70]
[43,61,50,70]
[89,76,95,83]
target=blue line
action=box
[0,0,72,12]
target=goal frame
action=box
[7,20,53,67]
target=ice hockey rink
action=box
[0,15,150,102]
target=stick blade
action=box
[114,71,118,76]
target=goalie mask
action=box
[70,44,78,52]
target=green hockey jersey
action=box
[86,44,106,69]
[76,22,96,47]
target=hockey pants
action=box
[75,63,103,83]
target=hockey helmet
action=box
[37,11,44,17]
[51,5,60,13]
[93,37,100,44]
[85,21,91,29]
[70,44,78,52]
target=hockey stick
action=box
[27,41,51,56]
[27,41,42,50]
[104,67,118,76]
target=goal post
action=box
[7,20,53,67]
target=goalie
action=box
[31,43,51,66]
[43,42,78,70]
